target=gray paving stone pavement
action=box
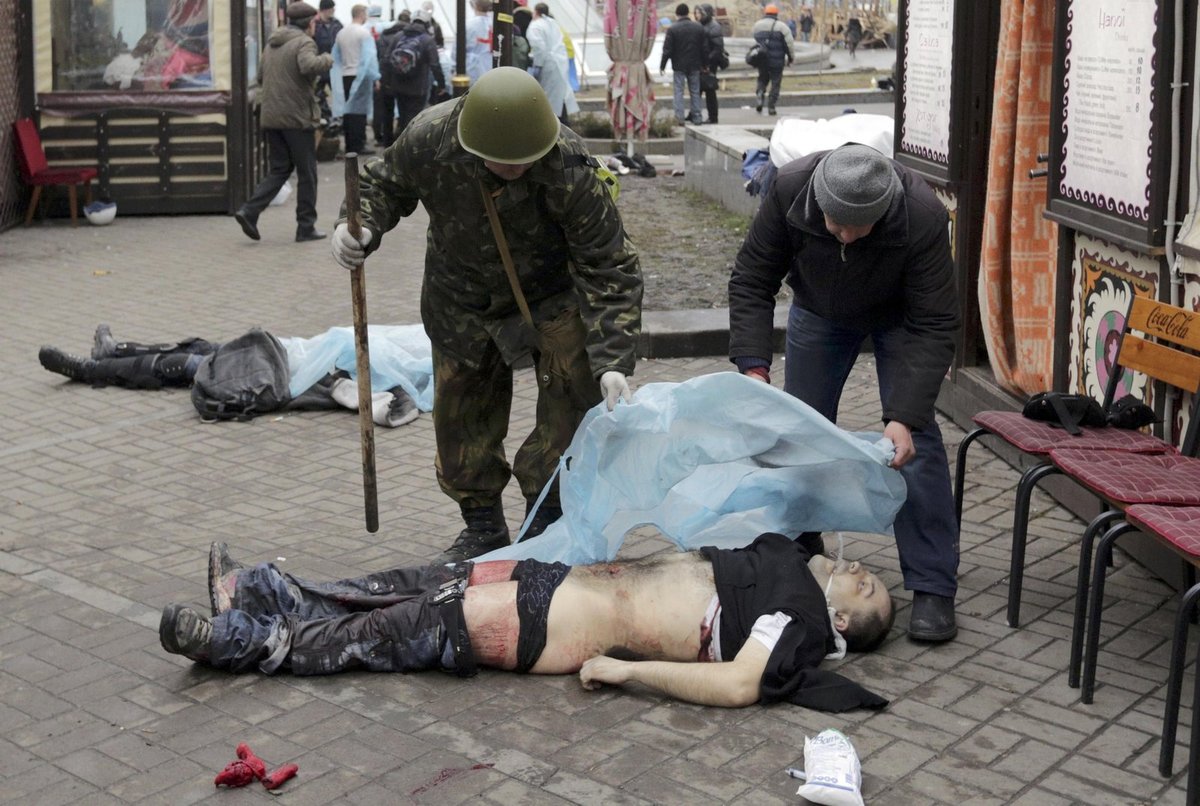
[1,152,1193,804]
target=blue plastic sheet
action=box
[480,372,907,565]
[280,325,434,412]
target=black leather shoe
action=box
[234,208,260,241]
[295,229,327,242]
[908,592,957,642]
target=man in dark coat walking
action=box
[234,2,333,243]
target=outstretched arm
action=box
[579,638,771,707]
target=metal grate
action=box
[0,0,22,231]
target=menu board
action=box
[1048,0,1171,250]
[898,0,955,167]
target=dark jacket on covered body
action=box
[345,97,642,377]
[660,16,706,73]
[380,20,446,98]
[728,150,959,431]
[258,25,334,130]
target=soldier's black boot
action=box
[517,500,563,542]
[39,347,96,382]
[437,504,510,563]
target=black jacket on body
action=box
[728,150,959,431]
[660,16,706,73]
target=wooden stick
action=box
[344,154,379,533]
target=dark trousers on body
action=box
[783,304,960,598]
[209,561,473,676]
[242,128,318,233]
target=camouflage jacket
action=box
[341,98,643,376]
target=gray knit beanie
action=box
[812,144,901,227]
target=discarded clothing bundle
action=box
[481,372,907,565]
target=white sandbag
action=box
[769,113,895,168]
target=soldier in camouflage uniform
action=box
[332,67,643,562]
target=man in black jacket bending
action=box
[728,144,961,643]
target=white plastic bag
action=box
[796,729,865,806]
[270,181,292,206]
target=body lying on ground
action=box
[38,323,431,427]
[160,533,893,710]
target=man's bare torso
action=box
[463,554,718,673]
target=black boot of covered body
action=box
[79,352,200,388]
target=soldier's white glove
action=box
[600,371,631,411]
[332,223,372,270]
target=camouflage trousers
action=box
[432,317,601,511]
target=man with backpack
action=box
[752,4,794,116]
[695,3,725,124]
[381,9,446,141]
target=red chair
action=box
[12,118,98,226]
[954,295,1186,627]
[1074,504,1200,802]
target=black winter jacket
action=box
[728,151,959,430]
[660,16,706,73]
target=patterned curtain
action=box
[977,0,1059,396]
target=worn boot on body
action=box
[437,504,510,563]
[908,592,957,642]
[159,604,214,663]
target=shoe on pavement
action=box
[768,107,778,116]
[92,324,118,360]
[295,229,327,242]
[208,541,245,616]
[39,346,95,382]
[235,208,260,241]
[908,592,957,642]
[159,604,213,662]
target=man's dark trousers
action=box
[782,304,960,598]
[241,128,318,233]
[756,65,784,109]
[342,76,368,153]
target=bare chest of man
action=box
[532,554,718,674]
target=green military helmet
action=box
[457,67,561,164]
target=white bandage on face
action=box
[823,532,848,660]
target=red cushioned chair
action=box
[1058,301,1200,701]
[12,118,98,226]
[955,295,1187,627]
[1073,504,1200,803]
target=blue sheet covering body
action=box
[280,324,434,412]
[480,372,907,565]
